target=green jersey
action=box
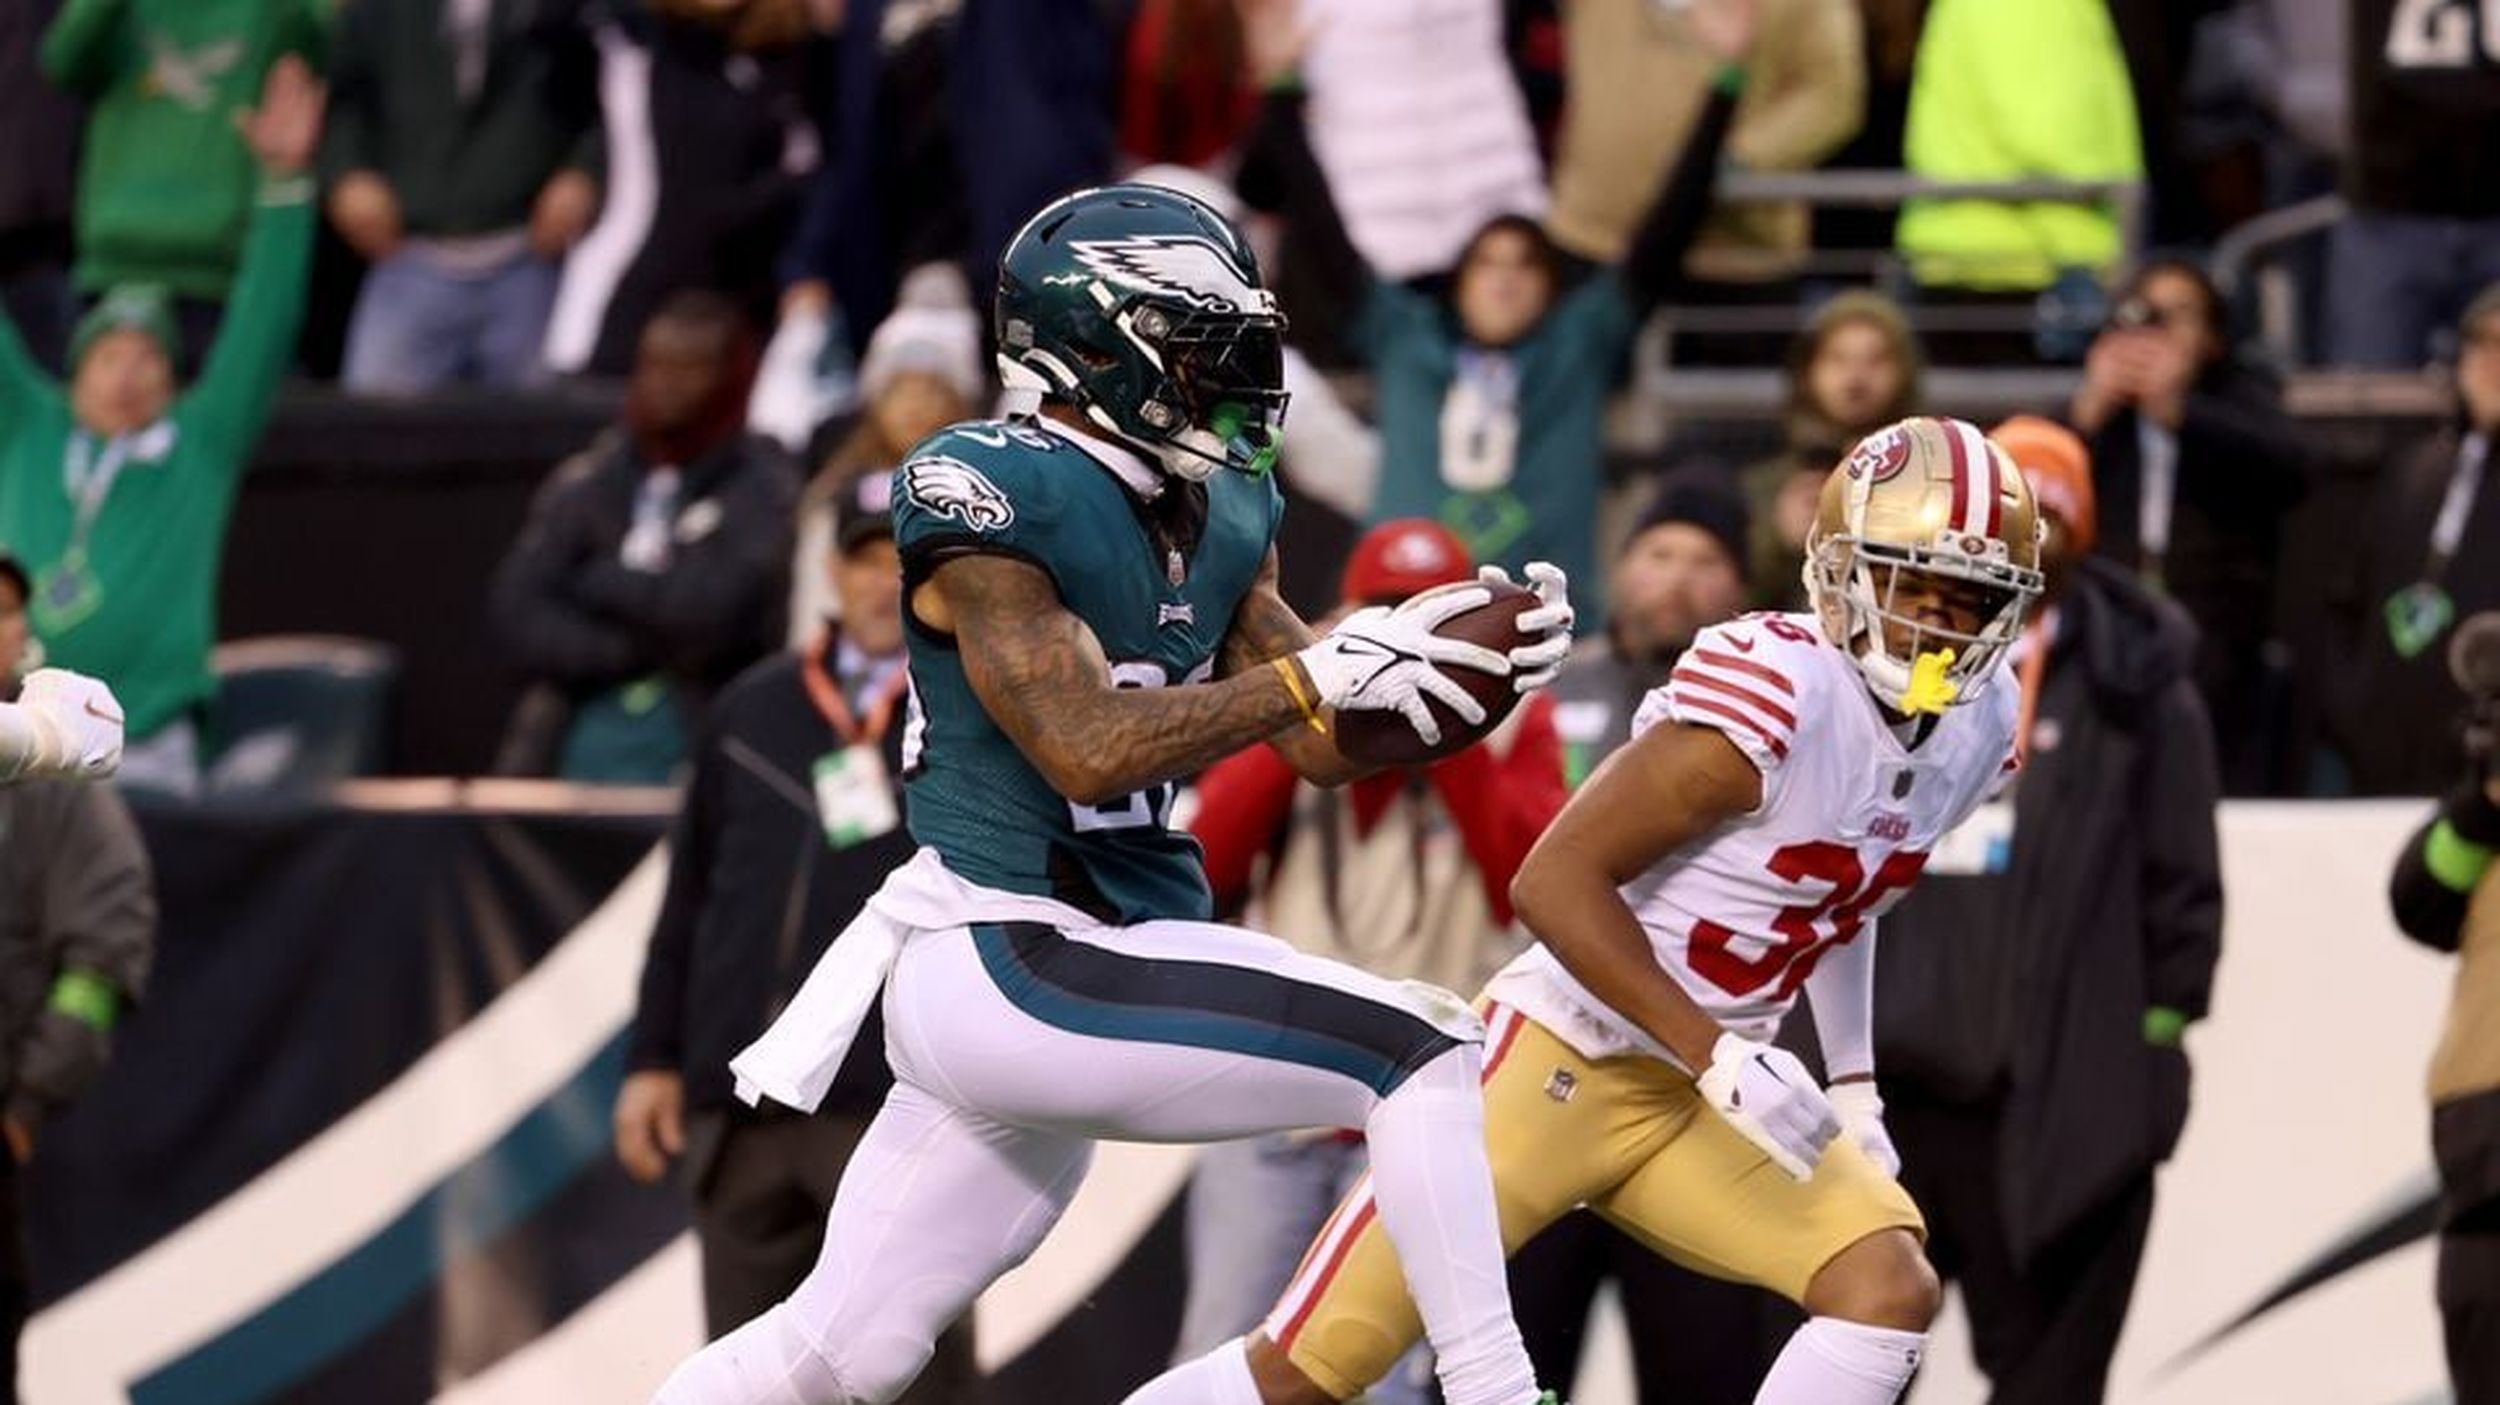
[891,419,1285,925]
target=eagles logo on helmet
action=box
[1804,416,2045,716]
[992,184,1290,483]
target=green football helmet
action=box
[995,182,1289,481]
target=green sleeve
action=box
[38,0,131,96]
[179,185,316,464]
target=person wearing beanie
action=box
[1545,471,1751,787]
[788,274,987,643]
[0,58,320,796]
[489,289,797,782]
[1170,518,1566,1404]
[2330,284,2500,794]
[1871,416,2220,1405]
[1740,290,1926,610]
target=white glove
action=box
[1295,584,1512,746]
[1827,1080,1900,1178]
[1477,561,1573,693]
[3,669,125,782]
[1696,1032,1840,1181]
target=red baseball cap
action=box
[1342,519,1473,606]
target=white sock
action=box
[651,1303,848,1405]
[1122,1335,1260,1405]
[1362,1045,1539,1405]
[1754,1317,1926,1405]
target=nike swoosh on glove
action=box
[11,668,125,781]
[1295,584,1513,745]
[1826,1081,1900,1178]
[1696,1032,1840,1181]
[1477,561,1573,693]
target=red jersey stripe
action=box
[1690,648,1796,695]
[1670,691,1792,760]
[1671,666,1801,731]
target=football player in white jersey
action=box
[1232,416,2044,1405]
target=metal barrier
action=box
[2208,194,2349,367]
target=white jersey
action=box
[1485,612,2018,1065]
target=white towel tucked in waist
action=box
[728,848,1106,1111]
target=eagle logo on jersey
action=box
[1068,235,1278,317]
[901,456,1016,533]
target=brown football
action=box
[1331,582,1537,769]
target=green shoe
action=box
[1534,1394,1569,1405]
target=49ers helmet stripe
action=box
[1939,417,2002,538]
[1944,416,1973,533]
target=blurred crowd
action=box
[0,0,2491,805]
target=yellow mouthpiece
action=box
[1901,647,1959,716]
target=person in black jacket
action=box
[491,290,797,782]
[1878,417,2224,1405]
[2331,285,2500,795]
[2069,255,2309,794]
[612,472,977,1399]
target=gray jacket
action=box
[0,779,153,1130]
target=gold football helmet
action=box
[1803,416,2045,715]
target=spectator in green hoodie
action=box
[39,0,327,372]
[0,57,320,797]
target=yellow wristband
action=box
[1272,657,1329,735]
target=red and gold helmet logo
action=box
[1844,424,1913,483]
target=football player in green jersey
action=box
[654,185,1571,1405]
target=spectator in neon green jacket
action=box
[0,58,320,796]
[1894,0,2143,293]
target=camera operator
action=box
[2389,610,2500,1405]
[2070,256,2309,794]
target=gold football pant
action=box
[1263,1002,1924,1400]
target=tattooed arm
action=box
[1215,550,1368,787]
[918,552,1325,804]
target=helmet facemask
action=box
[995,183,1295,483]
[1107,297,1288,482]
[1806,535,2041,716]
